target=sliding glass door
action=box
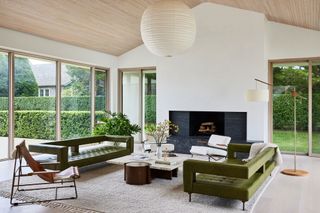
[312,61,320,154]
[271,60,320,156]
[120,69,156,142]
[143,70,157,130]
[0,52,9,159]
[272,62,309,153]
[122,71,141,141]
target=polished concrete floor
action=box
[0,154,319,213]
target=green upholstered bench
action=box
[183,143,277,211]
[29,135,134,170]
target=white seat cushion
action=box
[190,146,227,156]
[208,134,231,148]
[54,166,80,180]
[207,147,227,156]
[190,146,209,156]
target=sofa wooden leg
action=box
[188,193,191,202]
[242,201,245,211]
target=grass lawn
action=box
[273,130,320,154]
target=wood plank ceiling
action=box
[0,0,319,56]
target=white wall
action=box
[119,3,268,141]
[266,22,320,59]
[0,27,119,112]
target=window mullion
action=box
[56,61,61,140]
[308,60,312,156]
[90,67,96,132]
[8,52,14,159]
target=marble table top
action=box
[108,153,189,171]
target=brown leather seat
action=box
[10,140,79,206]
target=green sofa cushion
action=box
[69,146,126,161]
[193,161,276,201]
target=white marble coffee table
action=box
[109,153,188,179]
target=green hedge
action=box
[0,110,104,139]
[15,111,56,140]
[145,95,156,124]
[0,111,8,136]
[0,96,105,111]
[273,94,320,130]
[0,94,156,139]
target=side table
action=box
[124,162,151,185]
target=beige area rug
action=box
[0,163,277,213]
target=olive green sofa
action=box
[29,135,134,170]
[183,143,277,210]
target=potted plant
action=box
[93,111,141,146]
[144,120,178,158]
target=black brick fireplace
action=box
[167,111,247,154]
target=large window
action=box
[0,48,109,158]
[14,55,56,146]
[95,69,107,120]
[61,63,91,139]
[121,69,156,142]
[0,52,8,159]
[271,60,320,156]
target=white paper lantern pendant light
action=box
[140,0,196,57]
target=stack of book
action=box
[155,159,178,165]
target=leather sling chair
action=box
[10,140,80,206]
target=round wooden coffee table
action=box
[124,162,151,185]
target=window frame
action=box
[39,89,44,97]
[45,89,50,96]
[269,57,320,157]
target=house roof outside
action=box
[31,63,71,87]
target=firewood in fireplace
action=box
[198,122,216,134]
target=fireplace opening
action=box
[198,122,216,135]
[169,110,246,138]
[188,111,225,136]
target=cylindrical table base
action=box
[124,162,151,185]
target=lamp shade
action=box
[140,0,196,57]
[246,89,269,102]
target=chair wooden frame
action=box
[10,141,78,206]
